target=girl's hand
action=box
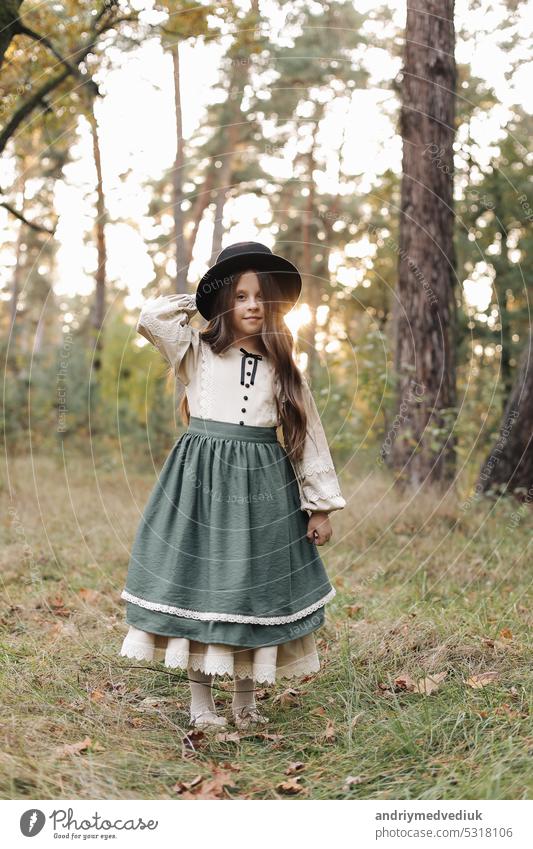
[306,511,332,545]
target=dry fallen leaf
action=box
[343,775,366,789]
[394,671,447,695]
[49,595,71,617]
[172,775,204,794]
[177,766,238,799]
[466,671,499,689]
[260,732,284,742]
[57,736,92,757]
[324,719,336,743]
[499,628,513,640]
[394,674,417,692]
[276,777,306,795]
[181,728,206,754]
[89,689,106,703]
[136,697,162,709]
[285,761,305,775]
[415,672,448,694]
[78,588,100,603]
[215,731,241,743]
[273,688,300,707]
[104,681,127,695]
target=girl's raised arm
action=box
[290,377,347,516]
[136,292,201,385]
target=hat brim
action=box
[195,252,302,321]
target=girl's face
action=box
[231,271,265,339]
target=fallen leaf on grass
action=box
[273,688,300,707]
[494,703,529,720]
[284,761,305,775]
[56,736,92,757]
[393,671,447,695]
[59,698,85,713]
[276,777,306,795]
[48,595,72,617]
[324,719,336,743]
[214,731,241,743]
[415,672,448,694]
[181,728,205,755]
[172,775,203,794]
[343,775,366,789]
[482,636,515,652]
[89,689,106,703]
[175,765,238,799]
[48,621,77,636]
[466,671,498,689]
[103,681,127,695]
[260,732,284,742]
[77,588,100,603]
[135,697,164,710]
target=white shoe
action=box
[189,710,228,730]
[232,706,269,730]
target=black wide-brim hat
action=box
[195,241,302,321]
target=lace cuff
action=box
[298,466,347,515]
[290,378,346,515]
[137,293,201,385]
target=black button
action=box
[246,371,251,376]
[245,383,250,388]
[248,359,253,364]
[243,396,248,400]
[241,408,246,412]
[239,421,244,425]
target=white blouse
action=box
[136,293,346,516]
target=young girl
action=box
[119,241,346,730]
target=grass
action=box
[1,450,531,800]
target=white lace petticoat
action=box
[119,625,321,685]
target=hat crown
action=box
[216,241,272,264]
[195,240,302,320]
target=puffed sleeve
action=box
[136,293,201,386]
[290,377,347,516]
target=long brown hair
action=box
[177,269,308,463]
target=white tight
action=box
[188,669,256,721]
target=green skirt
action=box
[121,416,336,648]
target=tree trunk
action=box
[477,331,533,498]
[172,44,188,294]
[210,139,234,263]
[88,103,106,372]
[299,143,320,383]
[391,0,457,487]
[10,187,26,336]
[0,0,23,70]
